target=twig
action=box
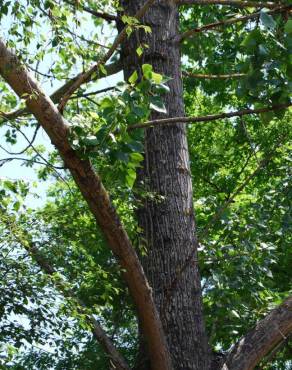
[0,156,64,170]
[179,5,291,41]
[127,103,291,130]
[58,0,156,112]
[0,124,40,155]
[72,86,116,99]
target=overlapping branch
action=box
[0,38,172,370]
[0,208,130,370]
[179,5,292,40]
[0,60,122,121]
[58,0,157,112]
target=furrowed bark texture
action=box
[0,39,172,370]
[119,1,210,369]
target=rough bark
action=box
[221,296,292,370]
[119,1,211,369]
[0,38,172,370]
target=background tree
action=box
[0,0,291,369]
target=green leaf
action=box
[142,64,153,79]
[136,46,143,57]
[152,71,163,84]
[284,19,292,34]
[241,29,263,52]
[83,136,99,146]
[149,96,167,113]
[99,64,107,76]
[260,11,276,30]
[129,70,138,84]
[130,152,144,162]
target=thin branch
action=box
[2,121,71,192]
[221,297,292,370]
[0,124,40,155]
[183,71,245,79]
[6,121,65,170]
[0,208,130,370]
[0,156,64,169]
[127,103,291,130]
[63,0,119,22]
[58,0,157,112]
[81,5,119,22]
[0,37,172,370]
[179,5,291,41]
[177,0,283,9]
[72,86,116,99]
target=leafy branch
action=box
[179,5,291,40]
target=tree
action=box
[0,1,291,369]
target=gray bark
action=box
[119,1,211,369]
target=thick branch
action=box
[0,208,130,370]
[0,39,172,370]
[127,103,291,130]
[179,5,291,40]
[177,0,282,8]
[221,297,292,370]
[58,0,156,111]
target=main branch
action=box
[0,39,172,370]
[221,296,292,370]
[177,0,282,8]
[183,71,245,79]
[127,103,291,130]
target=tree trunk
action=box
[119,1,210,369]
